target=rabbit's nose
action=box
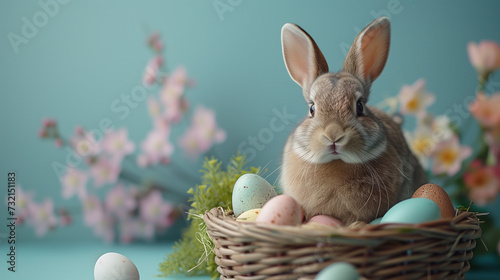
[333,135,345,144]
[324,124,345,144]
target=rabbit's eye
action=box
[356,100,364,116]
[309,103,315,117]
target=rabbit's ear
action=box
[343,17,390,88]
[282,23,329,91]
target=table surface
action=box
[1,240,498,280]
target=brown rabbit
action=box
[280,17,428,225]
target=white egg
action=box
[94,252,140,280]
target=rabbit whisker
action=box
[259,161,272,177]
[358,164,375,213]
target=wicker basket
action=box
[204,207,484,280]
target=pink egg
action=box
[308,215,344,227]
[256,195,303,226]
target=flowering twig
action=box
[28,31,226,243]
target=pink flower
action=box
[163,101,184,124]
[138,129,174,166]
[42,118,56,127]
[430,115,454,142]
[154,118,171,133]
[11,185,33,224]
[147,32,163,52]
[70,130,101,158]
[83,195,117,242]
[58,208,73,226]
[143,55,163,86]
[14,185,31,211]
[404,127,435,169]
[179,106,226,159]
[398,79,435,117]
[92,211,115,243]
[467,41,500,75]
[158,66,191,124]
[132,219,156,241]
[431,135,472,176]
[28,199,57,236]
[39,118,58,139]
[120,217,156,242]
[147,32,159,45]
[136,154,149,168]
[192,106,226,144]
[75,125,84,136]
[105,184,136,218]
[119,218,136,243]
[486,129,500,154]
[82,195,104,226]
[167,66,188,89]
[54,138,63,148]
[153,41,163,52]
[147,97,172,131]
[90,157,121,187]
[192,105,216,128]
[140,190,174,228]
[148,96,162,118]
[101,128,135,160]
[178,128,208,159]
[38,129,48,138]
[469,92,500,128]
[464,160,500,206]
[60,167,88,199]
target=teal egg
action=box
[315,262,360,280]
[232,174,277,217]
[380,198,441,224]
[369,217,383,225]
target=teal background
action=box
[1,0,500,279]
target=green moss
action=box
[158,154,260,278]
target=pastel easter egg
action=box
[94,252,139,280]
[412,183,455,219]
[256,195,303,226]
[380,198,441,224]
[315,262,360,280]
[232,174,277,217]
[308,215,344,227]
[369,217,383,225]
[236,208,262,222]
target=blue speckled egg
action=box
[380,198,441,224]
[232,174,277,217]
[315,262,360,280]
[369,217,383,225]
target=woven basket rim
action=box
[204,207,484,280]
[204,207,484,242]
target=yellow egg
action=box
[411,183,455,219]
[236,208,262,222]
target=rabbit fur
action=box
[280,17,428,225]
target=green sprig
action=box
[159,153,260,278]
